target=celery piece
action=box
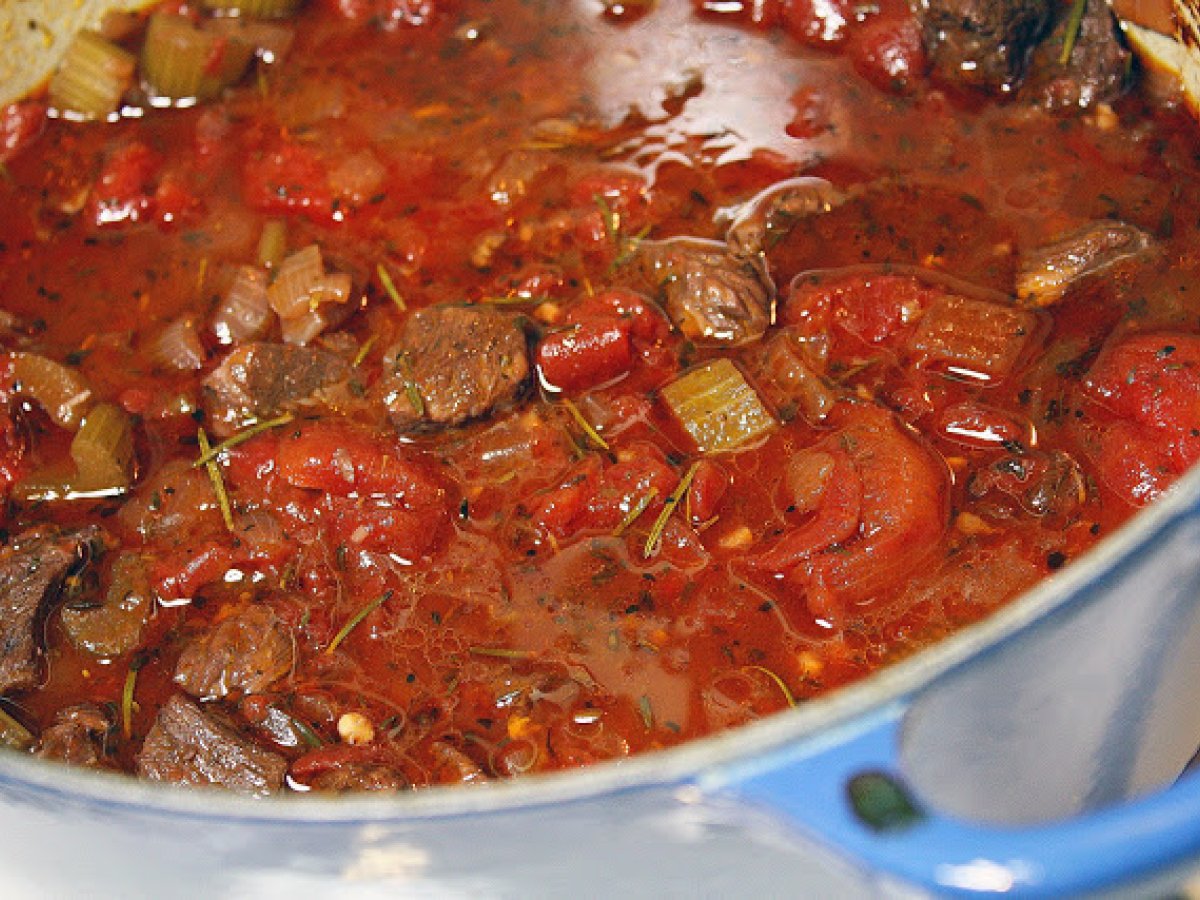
[140,13,254,102]
[256,219,287,269]
[0,707,34,751]
[48,30,135,120]
[660,358,777,454]
[70,402,134,492]
[202,0,304,18]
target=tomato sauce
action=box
[0,0,1198,792]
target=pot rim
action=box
[2,463,1197,824]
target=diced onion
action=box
[9,352,93,430]
[213,265,272,344]
[268,244,324,318]
[71,402,135,493]
[155,318,206,371]
[311,272,353,305]
[48,30,136,121]
[202,0,304,18]
[280,308,330,345]
[140,13,255,102]
[661,359,777,454]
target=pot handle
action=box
[715,703,1200,896]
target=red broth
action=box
[0,0,1197,792]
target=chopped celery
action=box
[71,402,134,492]
[0,707,34,751]
[140,13,254,102]
[48,30,135,120]
[660,358,776,453]
[256,220,288,269]
[202,0,304,18]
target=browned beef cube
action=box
[136,694,286,796]
[377,305,530,429]
[0,526,104,695]
[202,341,351,435]
[634,238,774,346]
[916,0,1052,90]
[35,703,113,768]
[173,604,295,701]
[1021,0,1131,110]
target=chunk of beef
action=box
[136,694,286,796]
[35,703,113,768]
[174,604,294,701]
[1022,0,1130,110]
[202,341,351,436]
[1016,221,1153,307]
[309,763,409,793]
[633,238,774,345]
[726,177,844,258]
[0,526,104,695]
[916,0,1052,90]
[377,305,530,429]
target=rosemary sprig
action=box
[744,665,798,708]
[612,488,658,537]
[468,646,535,660]
[1059,0,1088,65]
[326,590,394,654]
[121,655,147,741]
[563,397,609,450]
[377,262,406,311]
[397,352,425,417]
[352,334,379,367]
[193,413,294,468]
[637,694,654,729]
[197,427,235,532]
[643,461,700,558]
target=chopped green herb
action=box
[376,262,406,311]
[637,694,654,729]
[612,488,658,537]
[121,655,146,741]
[193,413,294,468]
[353,334,379,367]
[480,295,555,306]
[1059,0,1087,65]
[197,428,235,532]
[744,665,797,708]
[468,646,535,660]
[398,352,425,417]
[326,589,393,654]
[563,397,609,450]
[291,716,323,749]
[644,461,700,558]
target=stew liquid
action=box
[0,0,1197,794]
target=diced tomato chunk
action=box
[1083,333,1200,505]
[569,289,668,344]
[687,459,729,522]
[782,0,851,46]
[848,15,927,94]
[0,101,46,164]
[242,140,334,223]
[537,321,633,393]
[154,541,237,601]
[88,142,162,227]
[276,422,443,502]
